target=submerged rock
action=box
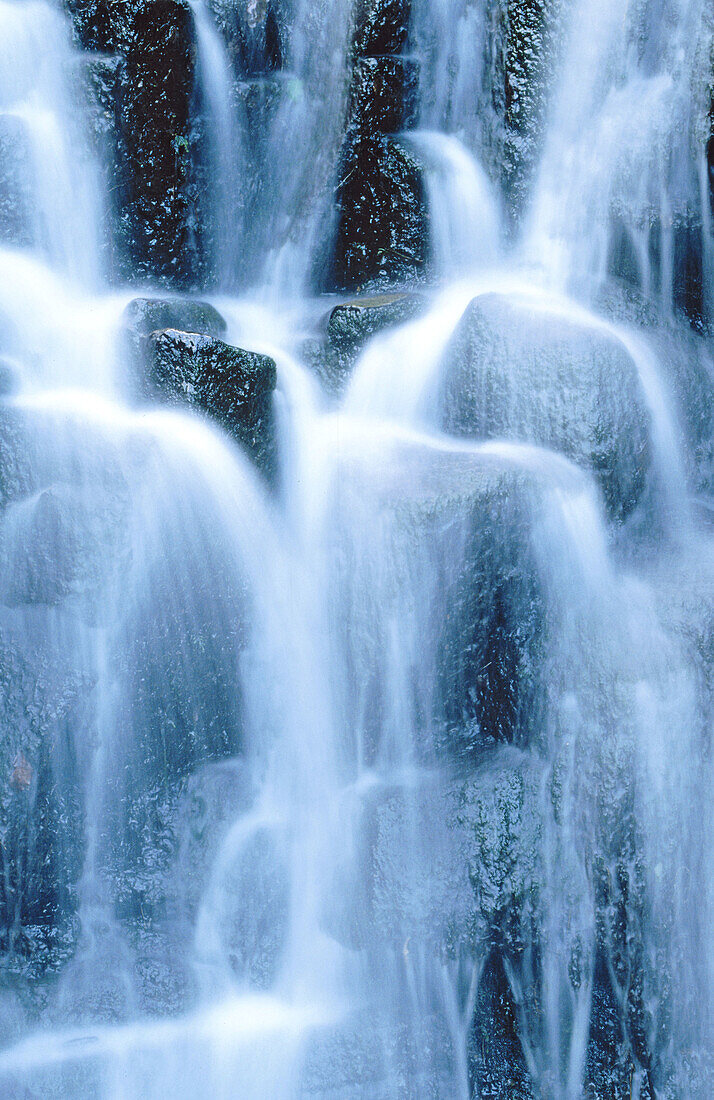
[147,328,277,475]
[437,293,652,521]
[0,116,33,249]
[330,440,547,760]
[0,485,130,610]
[0,617,91,976]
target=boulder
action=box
[123,295,227,350]
[437,293,652,521]
[147,328,277,475]
[327,291,426,353]
[327,135,428,291]
[352,0,411,57]
[308,291,427,393]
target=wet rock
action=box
[438,293,652,521]
[209,0,287,76]
[0,115,33,249]
[0,485,130,611]
[326,135,428,291]
[123,296,227,355]
[457,752,543,942]
[65,0,140,52]
[672,221,705,328]
[0,616,90,976]
[704,128,708,218]
[349,56,419,135]
[309,291,427,393]
[469,950,536,1099]
[488,0,563,217]
[0,359,19,397]
[352,0,411,57]
[234,75,283,143]
[331,442,546,759]
[177,760,255,916]
[147,328,277,475]
[80,54,122,152]
[117,0,202,285]
[219,823,290,989]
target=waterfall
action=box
[191,1,246,288]
[0,0,713,1098]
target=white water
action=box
[0,0,712,1098]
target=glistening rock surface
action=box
[437,293,653,521]
[148,328,277,475]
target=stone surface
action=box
[487,0,563,217]
[117,0,203,285]
[307,291,426,392]
[148,328,277,474]
[352,0,411,57]
[209,0,287,76]
[437,293,652,520]
[327,135,428,291]
[330,442,547,760]
[349,56,420,135]
[124,295,227,343]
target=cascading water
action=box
[0,0,713,1098]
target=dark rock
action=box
[673,221,705,328]
[65,0,140,52]
[488,0,563,217]
[123,293,227,383]
[349,56,420,135]
[469,950,536,1099]
[117,0,202,285]
[352,0,411,57]
[0,115,33,249]
[147,328,277,475]
[80,54,121,147]
[327,291,426,352]
[326,135,428,291]
[437,293,652,521]
[209,0,287,76]
[234,75,283,144]
[309,291,426,392]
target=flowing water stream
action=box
[0,0,712,1097]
